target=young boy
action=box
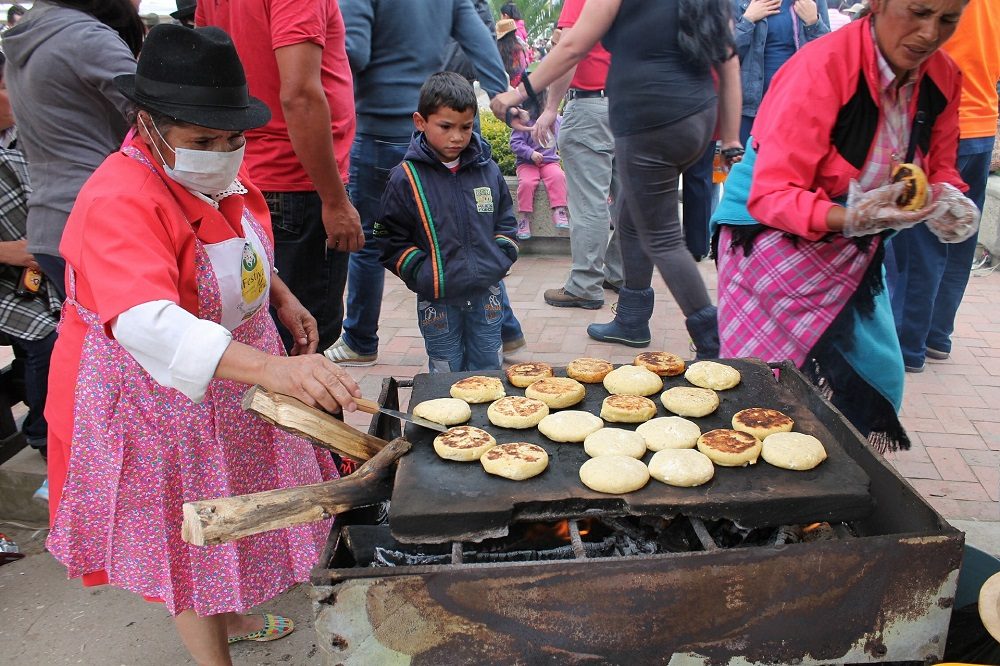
[376,72,518,372]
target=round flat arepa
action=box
[761,432,827,471]
[603,365,663,397]
[660,387,720,418]
[411,397,472,426]
[634,351,686,377]
[537,410,604,442]
[600,394,657,423]
[648,449,715,487]
[684,361,741,390]
[697,429,762,467]
[525,377,586,409]
[583,428,647,459]
[566,357,614,383]
[433,426,497,462]
[732,408,794,440]
[505,362,554,388]
[579,455,650,494]
[487,396,549,429]
[450,375,506,403]
[636,416,701,451]
[481,443,549,480]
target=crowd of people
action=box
[0,0,996,664]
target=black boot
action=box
[686,305,719,359]
[587,287,654,348]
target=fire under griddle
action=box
[389,358,872,543]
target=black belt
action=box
[567,88,606,100]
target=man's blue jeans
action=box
[888,136,995,367]
[10,329,55,447]
[265,190,348,352]
[342,133,524,356]
[341,134,411,356]
[418,286,503,372]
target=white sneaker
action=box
[323,336,378,366]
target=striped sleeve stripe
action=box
[396,247,421,276]
[401,162,445,299]
[496,235,519,252]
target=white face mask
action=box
[140,114,245,196]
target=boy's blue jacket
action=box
[375,131,518,304]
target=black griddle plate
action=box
[389,358,872,543]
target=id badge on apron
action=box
[204,217,270,331]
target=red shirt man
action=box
[198,0,363,350]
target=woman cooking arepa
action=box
[44,25,362,664]
[711,0,977,449]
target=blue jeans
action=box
[10,329,55,446]
[342,133,411,356]
[265,191,349,352]
[888,136,995,366]
[682,140,721,261]
[418,286,503,372]
[343,133,524,355]
[34,254,66,302]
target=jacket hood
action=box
[403,130,495,171]
[3,2,100,68]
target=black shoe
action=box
[544,288,603,310]
[602,280,622,294]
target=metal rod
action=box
[689,517,718,551]
[568,520,587,559]
[451,541,463,564]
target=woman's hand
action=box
[793,0,819,26]
[490,88,530,129]
[720,141,745,167]
[263,353,361,414]
[270,274,317,355]
[841,180,933,237]
[744,0,782,23]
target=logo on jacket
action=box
[474,187,494,213]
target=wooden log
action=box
[181,437,411,547]
[242,385,386,461]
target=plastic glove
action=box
[843,180,933,237]
[924,183,979,244]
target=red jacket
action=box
[747,16,965,242]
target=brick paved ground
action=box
[344,253,1000,523]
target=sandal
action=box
[227,613,295,644]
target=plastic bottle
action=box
[712,141,728,184]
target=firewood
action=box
[242,385,386,461]
[181,437,410,546]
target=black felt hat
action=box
[170,0,196,21]
[114,24,270,131]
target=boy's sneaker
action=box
[33,478,48,503]
[323,336,378,367]
[552,206,570,229]
[516,216,532,240]
[925,347,950,361]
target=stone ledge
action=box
[503,176,571,255]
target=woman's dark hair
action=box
[499,3,522,20]
[50,0,144,57]
[496,32,527,82]
[677,0,735,69]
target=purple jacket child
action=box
[509,116,562,166]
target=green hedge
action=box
[479,110,516,177]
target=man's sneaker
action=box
[552,206,570,229]
[516,216,532,240]
[925,347,950,361]
[33,478,48,503]
[543,287,603,310]
[323,336,378,367]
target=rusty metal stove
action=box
[311,362,963,665]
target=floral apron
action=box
[46,148,337,616]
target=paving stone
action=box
[925,447,978,482]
